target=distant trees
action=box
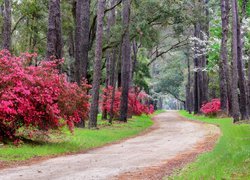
[184,0,250,122]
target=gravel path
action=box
[0,111,219,180]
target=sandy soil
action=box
[0,111,220,180]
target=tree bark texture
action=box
[200,0,209,104]
[187,52,192,114]
[119,0,131,122]
[235,0,249,119]
[193,23,201,114]
[74,0,90,84]
[231,0,240,122]
[102,0,117,120]
[89,0,106,128]
[2,0,11,50]
[219,0,230,114]
[46,0,63,59]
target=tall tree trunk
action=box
[46,0,62,59]
[241,0,250,117]
[2,0,11,50]
[74,0,90,84]
[235,0,249,120]
[89,0,106,128]
[193,23,201,114]
[119,0,131,122]
[187,51,192,114]
[200,0,209,104]
[131,39,138,80]
[231,0,240,122]
[102,0,116,120]
[219,0,230,114]
[109,48,118,123]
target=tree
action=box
[193,22,201,114]
[219,0,230,114]
[102,0,117,120]
[119,0,131,122]
[89,0,106,128]
[230,0,240,122]
[74,0,90,84]
[2,0,11,50]
[185,49,192,114]
[236,0,249,120]
[46,0,62,59]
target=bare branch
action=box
[147,38,189,66]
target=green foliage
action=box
[152,51,186,102]
[133,48,151,92]
[170,111,250,179]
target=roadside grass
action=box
[0,110,164,163]
[170,110,250,179]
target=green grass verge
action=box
[170,110,250,180]
[0,110,164,163]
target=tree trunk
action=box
[109,48,118,123]
[241,0,250,117]
[74,0,90,84]
[200,0,209,104]
[235,0,249,120]
[119,0,131,122]
[46,0,62,59]
[219,0,229,114]
[187,51,192,114]
[2,0,11,50]
[89,0,106,128]
[231,0,240,122]
[102,0,117,120]
[131,39,138,81]
[193,23,201,114]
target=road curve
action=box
[0,111,219,180]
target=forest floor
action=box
[0,111,219,180]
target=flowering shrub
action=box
[101,86,121,118]
[200,99,221,116]
[0,50,90,142]
[101,86,154,118]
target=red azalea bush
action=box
[200,98,221,116]
[102,86,121,118]
[101,86,154,118]
[0,50,90,142]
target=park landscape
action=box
[0,0,250,179]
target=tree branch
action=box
[164,89,185,103]
[11,15,26,35]
[89,0,122,50]
[147,38,189,66]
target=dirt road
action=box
[0,111,220,180]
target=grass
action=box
[0,110,164,163]
[170,110,250,180]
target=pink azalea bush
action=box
[200,99,221,116]
[0,50,90,142]
[101,86,154,118]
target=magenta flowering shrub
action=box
[101,86,154,118]
[200,99,221,116]
[0,50,90,142]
